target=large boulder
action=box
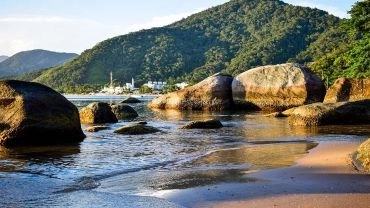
[354,138,370,172]
[148,73,234,111]
[0,80,85,146]
[232,63,326,111]
[324,78,370,103]
[79,102,118,124]
[110,104,138,119]
[287,100,370,126]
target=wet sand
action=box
[156,141,370,208]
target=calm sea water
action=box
[0,95,369,207]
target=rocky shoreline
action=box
[1,62,370,171]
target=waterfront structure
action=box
[100,72,134,94]
[144,81,167,90]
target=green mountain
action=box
[24,0,341,92]
[0,49,78,77]
[0,55,8,63]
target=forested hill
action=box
[28,0,341,92]
[0,49,77,77]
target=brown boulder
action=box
[354,138,370,172]
[287,100,370,126]
[0,80,85,146]
[148,73,234,111]
[114,123,160,135]
[324,78,370,103]
[79,102,118,124]
[110,104,138,119]
[232,63,326,111]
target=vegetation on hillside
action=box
[0,49,77,77]
[309,0,370,86]
[18,0,342,93]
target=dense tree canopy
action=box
[309,0,370,85]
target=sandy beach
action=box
[157,141,370,208]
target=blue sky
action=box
[0,0,357,56]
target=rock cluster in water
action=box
[149,63,326,112]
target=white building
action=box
[144,81,167,90]
[125,78,135,91]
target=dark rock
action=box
[288,100,370,126]
[324,78,370,103]
[79,102,118,124]
[120,97,141,103]
[84,125,110,132]
[114,123,160,135]
[0,80,85,146]
[134,121,148,125]
[148,72,234,111]
[232,63,326,111]
[264,112,288,118]
[110,104,138,119]
[180,119,223,129]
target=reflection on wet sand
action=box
[193,142,318,169]
[145,142,317,191]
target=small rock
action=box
[84,125,110,132]
[110,104,138,119]
[114,123,160,135]
[120,97,141,104]
[180,119,223,129]
[79,102,118,124]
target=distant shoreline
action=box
[63,93,159,101]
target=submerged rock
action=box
[324,78,370,103]
[232,63,326,111]
[0,80,85,146]
[84,125,110,132]
[119,97,141,103]
[288,100,370,126]
[180,119,223,129]
[110,104,138,119]
[79,102,118,124]
[148,72,234,111]
[114,123,160,135]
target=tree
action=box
[347,0,370,34]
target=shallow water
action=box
[0,95,369,207]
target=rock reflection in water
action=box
[0,145,80,173]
